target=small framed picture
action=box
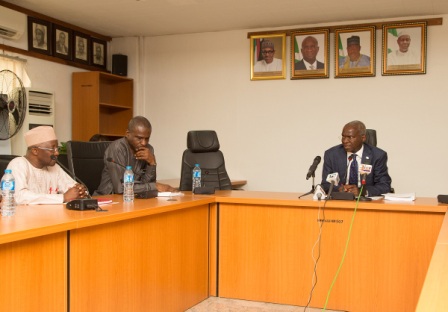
[27,17,52,55]
[53,25,72,60]
[250,33,286,81]
[91,38,107,69]
[335,26,376,78]
[382,22,427,76]
[291,29,329,79]
[73,32,90,65]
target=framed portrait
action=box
[91,38,107,69]
[250,33,286,81]
[52,25,72,60]
[291,29,329,79]
[73,32,90,65]
[382,22,427,76]
[27,17,52,56]
[335,26,376,78]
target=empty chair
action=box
[66,141,111,195]
[179,130,231,191]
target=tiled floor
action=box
[186,297,343,312]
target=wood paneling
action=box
[218,201,444,312]
[0,232,67,312]
[70,204,210,312]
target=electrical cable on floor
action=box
[321,185,363,311]
[303,195,328,312]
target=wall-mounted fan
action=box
[0,69,27,140]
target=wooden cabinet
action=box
[72,71,133,141]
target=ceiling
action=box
[4,0,448,38]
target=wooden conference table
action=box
[0,191,446,312]
[158,178,247,189]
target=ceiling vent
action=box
[0,6,26,40]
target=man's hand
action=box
[134,147,156,165]
[156,182,178,192]
[341,184,360,196]
[63,183,89,202]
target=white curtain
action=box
[0,55,31,87]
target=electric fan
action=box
[0,69,27,140]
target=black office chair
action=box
[365,129,394,193]
[365,129,377,146]
[0,155,19,177]
[179,130,231,191]
[66,141,111,195]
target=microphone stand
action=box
[299,175,316,199]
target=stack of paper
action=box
[383,193,416,202]
[157,192,184,197]
[97,198,113,205]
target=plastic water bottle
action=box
[123,166,134,202]
[192,164,201,192]
[1,169,16,216]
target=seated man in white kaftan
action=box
[7,126,88,205]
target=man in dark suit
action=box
[321,120,391,197]
[294,36,324,71]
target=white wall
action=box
[112,15,448,197]
[3,14,447,197]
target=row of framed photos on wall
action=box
[250,22,427,81]
[28,16,107,69]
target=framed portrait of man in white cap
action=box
[27,16,52,56]
[250,33,286,81]
[382,22,427,76]
[334,26,376,78]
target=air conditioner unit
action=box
[11,89,55,156]
[0,6,27,40]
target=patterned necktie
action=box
[349,154,358,185]
[309,65,315,70]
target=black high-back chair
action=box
[365,129,377,146]
[365,128,394,193]
[0,155,19,177]
[66,141,111,195]
[179,130,231,191]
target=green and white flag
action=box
[338,34,344,61]
[294,37,300,63]
[387,29,399,53]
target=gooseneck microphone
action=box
[51,155,102,210]
[106,157,144,180]
[107,157,126,169]
[51,155,91,198]
[306,156,321,180]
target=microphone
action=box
[107,157,126,169]
[359,164,372,185]
[106,157,144,180]
[306,156,321,180]
[326,172,340,198]
[357,158,372,201]
[51,155,91,198]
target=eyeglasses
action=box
[33,146,60,153]
[261,50,275,55]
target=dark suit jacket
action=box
[321,143,391,196]
[294,59,324,70]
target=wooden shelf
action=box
[72,71,133,141]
